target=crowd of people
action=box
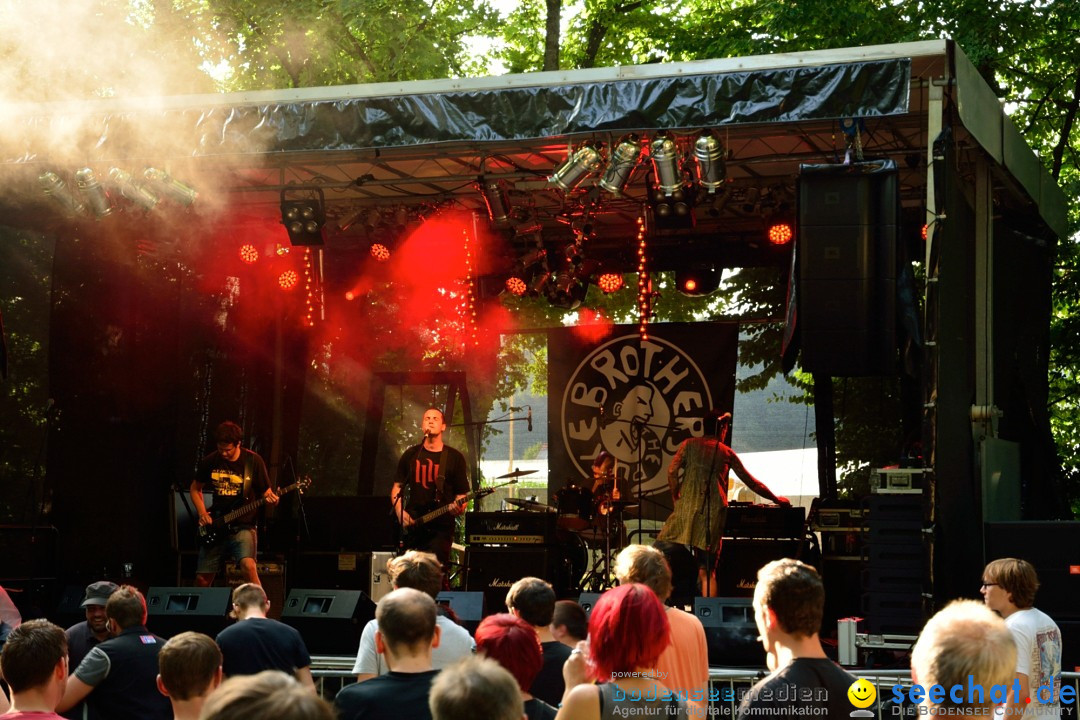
[0,552,1065,719]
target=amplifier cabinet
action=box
[714,539,805,597]
[466,546,551,613]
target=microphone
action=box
[527,406,533,432]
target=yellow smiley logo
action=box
[847,678,877,709]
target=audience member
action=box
[215,583,314,690]
[506,577,571,708]
[550,601,587,649]
[911,599,1017,715]
[56,584,171,720]
[477,613,557,720]
[353,551,473,681]
[0,583,22,647]
[198,670,334,720]
[737,559,856,718]
[0,619,68,719]
[157,631,224,720]
[615,544,709,718]
[430,656,525,720]
[335,588,441,720]
[62,580,118,720]
[558,583,688,720]
[982,558,1063,719]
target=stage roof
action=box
[2,39,1067,275]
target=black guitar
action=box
[198,477,311,547]
[402,479,517,544]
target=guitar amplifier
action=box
[466,511,557,545]
[723,504,806,539]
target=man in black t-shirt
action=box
[190,421,278,587]
[390,408,470,565]
[737,559,857,718]
[215,584,314,691]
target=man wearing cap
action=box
[61,581,117,720]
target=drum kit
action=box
[493,468,635,591]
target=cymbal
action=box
[495,469,538,479]
[504,498,555,512]
[603,500,639,508]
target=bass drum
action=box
[551,528,589,595]
[554,486,593,531]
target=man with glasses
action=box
[981,558,1063,719]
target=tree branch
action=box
[1051,65,1080,179]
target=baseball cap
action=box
[81,581,119,608]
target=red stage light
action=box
[768,223,793,245]
[683,278,698,292]
[370,243,391,262]
[505,276,528,296]
[345,291,355,301]
[278,270,299,291]
[598,273,624,293]
[921,223,928,240]
[239,244,259,264]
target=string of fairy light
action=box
[462,228,479,348]
[636,216,651,341]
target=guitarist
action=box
[390,408,469,566]
[190,421,279,587]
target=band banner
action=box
[547,322,739,520]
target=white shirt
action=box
[1006,607,1062,720]
[351,614,474,675]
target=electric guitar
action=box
[401,478,517,543]
[198,477,311,547]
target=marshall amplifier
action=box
[466,546,551,613]
[466,511,557,545]
[723,504,806,539]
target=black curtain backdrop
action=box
[547,322,738,521]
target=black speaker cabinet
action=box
[797,162,898,376]
[984,521,1080,621]
[436,591,485,634]
[694,597,766,667]
[146,587,231,638]
[224,561,286,619]
[714,539,804,597]
[280,588,376,655]
[466,546,551,614]
[577,592,602,617]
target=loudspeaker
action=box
[146,587,231,638]
[280,588,376,655]
[577,592,602,616]
[436,591,485,634]
[797,162,898,376]
[694,597,766,667]
[467,546,551,614]
[225,561,285,619]
[983,521,1080,620]
[714,539,804,597]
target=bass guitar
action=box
[198,477,311,547]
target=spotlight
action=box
[767,222,794,245]
[694,131,726,193]
[38,171,86,216]
[370,243,391,262]
[598,135,643,196]
[239,244,259,264]
[280,189,326,246]
[549,141,604,192]
[142,168,198,206]
[649,132,682,196]
[548,270,589,309]
[479,178,512,226]
[108,168,159,212]
[505,276,528,296]
[278,270,299,291]
[648,184,696,230]
[598,273,624,293]
[676,266,720,297]
[74,168,113,218]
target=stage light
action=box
[505,276,528,296]
[74,168,113,218]
[598,273,624,293]
[370,243,391,262]
[676,266,720,297]
[649,132,682,196]
[549,141,604,192]
[598,135,643,196]
[280,189,326,246]
[239,244,259,264]
[921,223,928,240]
[479,178,512,226]
[694,131,726,193]
[109,168,160,211]
[548,270,588,310]
[39,171,86,216]
[345,291,356,301]
[278,270,299,291]
[768,222,794,245]
[142,168,198,206]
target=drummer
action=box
[589,451,630,543]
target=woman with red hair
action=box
[476,614,557,720]
[556,584,688,720]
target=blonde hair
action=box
[614,544,673,601]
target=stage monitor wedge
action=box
[146,586,231,639]
[280,588,375,656]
